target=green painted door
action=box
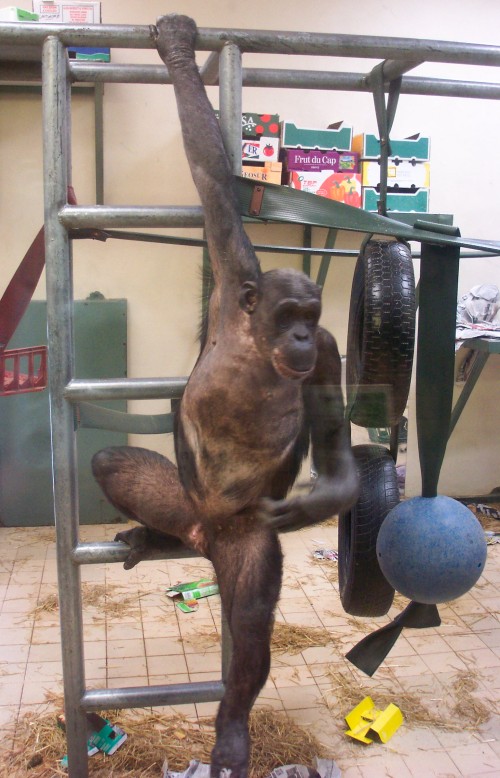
[0,298,127,526]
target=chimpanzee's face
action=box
[250,269,321,380]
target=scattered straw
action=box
[0,706,329,778]
[324,666,492,732]
[271,622,335,655]
[29,583,142,622]
[29,592,59,618]
[450,670,494,729]
[181,622,337,657]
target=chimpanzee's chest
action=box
[176,354,304,517]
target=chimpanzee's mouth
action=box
[272,353,313,380]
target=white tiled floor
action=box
[1,520,499,777]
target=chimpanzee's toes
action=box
[113,526,149,570]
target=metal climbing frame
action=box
[1,19,500,776]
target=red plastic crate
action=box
[0,345,48,396]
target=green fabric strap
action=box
[235,176,500,255]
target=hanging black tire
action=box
[338,444,398,616]
[347,239,416,428]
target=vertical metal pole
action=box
[42,36,88,777]
[217,40,240,689]
[416,243,460,496]
[302,224,312,277]
[219,42,242,175]
[315,228,338,288]
[94,82,104,204]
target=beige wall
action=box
[1,0,499,493]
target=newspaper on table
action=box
[162,758,341,778]
[456,283,500,350]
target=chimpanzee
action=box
[91,14,359,778]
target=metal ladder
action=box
[41,31,244,776]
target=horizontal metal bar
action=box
[242,68,500,99]
[65,377,188,401]
[69,61,500,100]
[70,62,171,84]
[72,541,198,565]
[399,76,500,100]
[2,22,500,65]
[82,681,225,710]
[0,21,157,49]
[60,205,204,229]
[380,58,425,81]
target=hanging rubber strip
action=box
[76,402,175,434]
[234,176,500,255]
[0,186,77,350]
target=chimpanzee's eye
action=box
[276,310,294,331]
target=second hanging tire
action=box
[338,444,399,617]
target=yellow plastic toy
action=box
[345,697,403,744]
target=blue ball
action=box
[376,495,487,604]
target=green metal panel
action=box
[0,298,127,526]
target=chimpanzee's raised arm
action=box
[155,14,260,291]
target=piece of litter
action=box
[267,766,319,777]
[477,504,500,520]
[162,760,211,778]
[345,696,403,744]
[166,578,219,613]
[58,712,127,767]
[485,531,500,545]
[313,549,338,562]
[161,758,341,778]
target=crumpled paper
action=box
[162,757,341,778]
[456,283,500,349]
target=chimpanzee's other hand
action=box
[258,474,359,533]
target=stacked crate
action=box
[280,121,361,206]
[214,111,283,184]
[352,133,431,213]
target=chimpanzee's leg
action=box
[207,515,283,778]
[91,446,208,565]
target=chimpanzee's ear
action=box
[239,281,258,314]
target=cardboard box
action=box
[32,1,110,60]
[288,171,362,206]
[242,112,280,138]
[214,111,280,139]
[241,162,283,185]
[362,187,430,213]
[281,121,353,151]
[361,160,430,189]
[242,137,279,162]
[33,0,99,22]
[0,6,38,20]
[352,132,430,162]
[281,148,359,173]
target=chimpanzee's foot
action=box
[114,526,185,570]
[211,720,249,778]
[155,14,197,67]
